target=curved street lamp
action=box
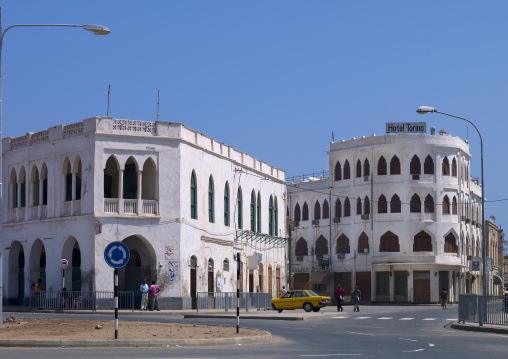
[0,7,109,328]
[416,106,487,300]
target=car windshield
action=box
[306,290,319,296]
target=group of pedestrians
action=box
[140,279,161,311]
[335,284,362,312]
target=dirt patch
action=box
[0,315,262,341]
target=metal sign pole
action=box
[114,268,118,339]
[237,251,240,333]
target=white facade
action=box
[287,132,483,303]
[2,117,287,309]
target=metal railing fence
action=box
[29,291,134,311]
[459,294,508,326]
[196,292,272,312]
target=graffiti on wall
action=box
[167,261,180,282]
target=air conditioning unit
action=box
[476,223,482,229]
[337,253,345,259]
[333,217,341,223]
[467,255,472,260]
[293,221,300,227]
[412,174,420,180]
[296,256,303,261]
[361,214,369,220]
[316,254,323,260]
[461,216,466,221]
[364,175,369,181]
[465,219,471,224]
[312,219,320,225]
[472,220,476,225]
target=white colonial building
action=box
[287,131,483,303]
[2,117,287,309]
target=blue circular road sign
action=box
[104,241,130,269]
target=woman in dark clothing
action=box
[335,284,344,312]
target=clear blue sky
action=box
[2,1,507,236]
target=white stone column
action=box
[137,170,142,214]
[119,169,124,214]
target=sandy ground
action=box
[0,315,261,340]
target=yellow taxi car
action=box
[271,290,331,312]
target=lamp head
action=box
[416,106,436,114]
[82,24,110,35]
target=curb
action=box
[0,331,272,348]
[450,322,508,335]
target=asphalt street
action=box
[1,305,507,358]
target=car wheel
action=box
[312,307,320,312]
[303,302,313,312]
[278,309,283,313]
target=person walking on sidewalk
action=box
[149,281,161,311]
[335,284,344,312]
[440,288,448,309]
[140,279,149,311]
[352,286,361,312]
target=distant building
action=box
[288,131,485,303]
[2,117,288,308]
[485,217,504,295]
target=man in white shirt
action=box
[140,279,149,311]
[281,286,287,297]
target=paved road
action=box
[1,305,507,358]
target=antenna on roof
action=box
[157,90,160,122]
[332,131,335,142]
[107,84,111,117]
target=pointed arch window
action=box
[314,200,321,220]
[413,231,432,252]
[237,187,243,229]
[364,159,370,177]
[257,192,261,232]
[274,197,279,235]
[358,232,369,253]
[452,157,457,177]
[424,155,434,174]
[294,203,301,222]
[295,238,308,256]
[303,202,309,221]
[442,195,450,214]
[444,233,458,253]
[442,157,450,176]
[356,159,362,178]
[250,190,256,231]
[378,156,387,175]
[378,194,387,214]
[344,160,351,179]
[390,156,401,175]
[410,155,421,175]
[323,200,329,219]
[356,197,362,215]
[224,182,230,226]
[335,198,342,218]
[334,161,342,181]
[424,194,434,213]
[390,194,401,213]
[269,196,274,235]
[344,197,351,217]
[208,176,215,223]
[410,194,421,213]
[452,196,457,215]
[380,231,399,252]
[315,236,328,255]
[337,234,350,254]
[190,171,197,219]
[364,196,370,215]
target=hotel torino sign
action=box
[386,122,426,134]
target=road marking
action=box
[332,317,349,319]
[353,317,371,319]
[402,349,425,353]
[398,338,418,342]
[422,318,437,321]
[348,325,384,329]
[445,319,456,321]
[300,355,363,357]
[377,317,393,320]
[428,343,434,347]
[345,331,375,336]
[399,318,414,320]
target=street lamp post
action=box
[0,7,109,328]
[416,106,487,299]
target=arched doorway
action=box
[190,255,197,309]
[118,235,156,309]
[29,239,46,291]
[62,237,81,292]
[208,259,214,293]
[7,241,25,305]
[258,263,264,292]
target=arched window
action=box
[452,157,457,177]
[466,234,470,256]
[442,157,450,176]
[356,159,362,178]
[223,259,230,272]
[250,190,256,231]
[390,155,401,175]
[257,192,261,232]
[452,196,457,215]
[380,231,399,252]
[295,238,308,256]
[364,196,370,215]
[364,159,370,177]
[344,197,351,217]
[190,171,197,219]
[294,203,301,222]
[337,234,350,254]
[323,200,329,219]
[314,200,321,220]
[335,198,342,218]
[274,197,279,235]
[269,196,274,235]
[444,233,458,253]
[334,161,342,181]
[358,232,369,253]
[315,235,328,255]
[442,195,450,214]
[344,160,351,179]
[390,194,401,213]
[224,182,230,226]
[302,202,309,221]
[378,156,387,175]
[410,194,421,213]
[208,176,215,223]
[424,194,434,213]
[413,231,432,251]
[378,194,387,214]
[237,187,243,229]
[410,155,421,175]
[424,155,434,174]
[356,197,362,215]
